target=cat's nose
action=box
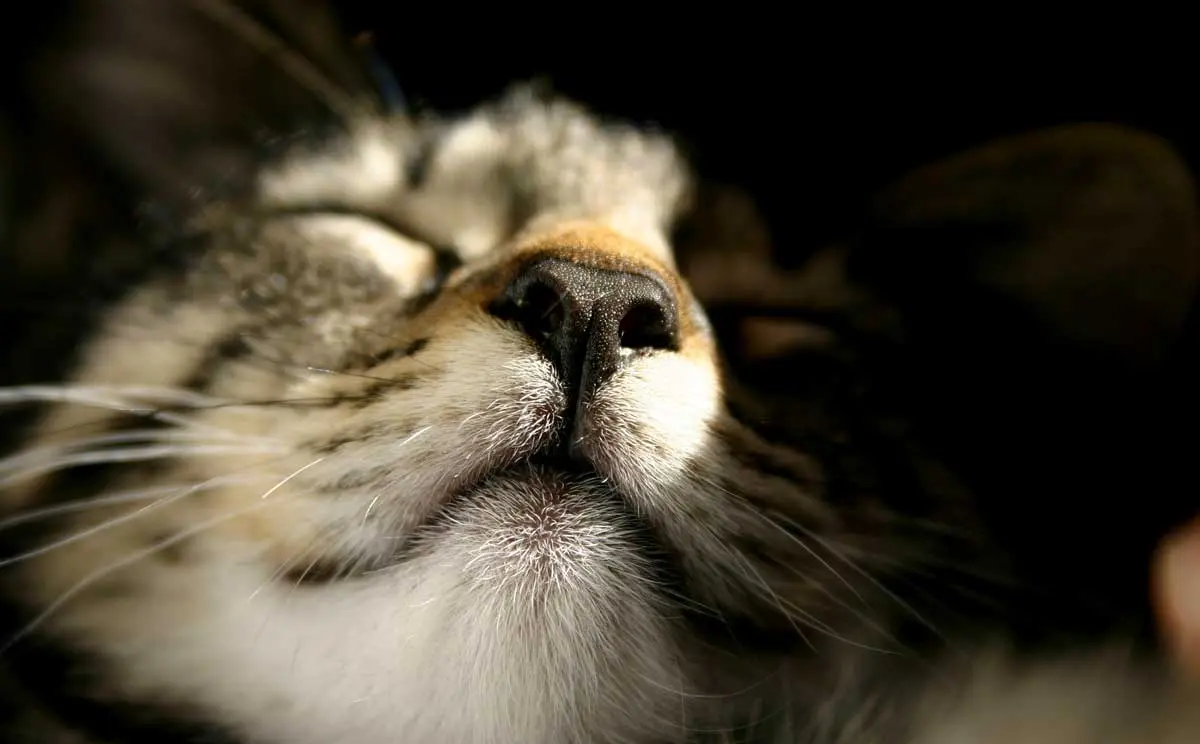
[490,255,679,400]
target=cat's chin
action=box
[284,456,664,587]
[413,465,659,589]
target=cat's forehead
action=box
[257,119,412,209]
[251,89,692,265]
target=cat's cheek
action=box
[1154,515,1200,676]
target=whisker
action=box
[726,546,897,655]
[0,443,285,492]
[305,366,405,385]
[723,548,813,653]
[156,396,380,414]
[260,457,324,499]
[361,494,381,527]
[0,384,223,411]
[288,553,327,591]
[246,537,324,604]
[0,383,385,441]
[0,477,265,533]
[0,384,242,439]
[0,496,286,655]
[768,510,944,640]
[740,504,867,605]
[0,429,274,476]
[0,469,277,568]
[187,0,369,124]
[699,478,898,637]
[1,457,324,652]
[702,472,946,643]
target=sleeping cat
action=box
[1,1,1198,742]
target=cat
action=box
[0,1,1197,742]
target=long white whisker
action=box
[702,476,911,645]
[0,384,244,438]
[0,477,268,533]
[0,496,285,655]
[0,470,275,568]
[722,547,814,652]
[728,548,896,654]
[772,510,943,640]
[0,385,224,409]
[0,443,286,492]
[0,429,275,476]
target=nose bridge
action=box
[510,221,679,279]
[488,221,686,336]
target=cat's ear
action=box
[29,0,389,207]
[851,124,1199,372]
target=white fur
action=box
[290,213,437,295]
[16,294,707,742]
[50,484,683,743]
[258,122,408,208]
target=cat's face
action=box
[8,94,849,743]
[1,8,874,738]
[4,3,1199,743]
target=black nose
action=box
[491,256,679,402]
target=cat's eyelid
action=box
[289,212,440,295]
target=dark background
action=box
[333,10,1195,263]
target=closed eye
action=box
[259,203,463,298]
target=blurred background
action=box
[332,9,1195,267]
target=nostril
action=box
[489,255,681,391]
[492,279,566,343]
[618,301,677,352]
[520,281,566,342]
